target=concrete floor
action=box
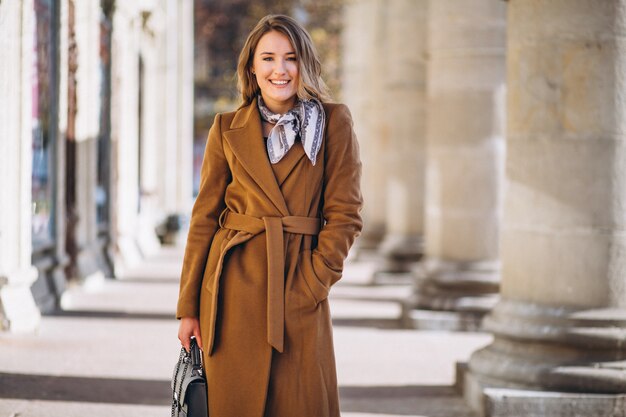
[0,246,491,417]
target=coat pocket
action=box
[298,249,330,305]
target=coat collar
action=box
[223,98,293,216]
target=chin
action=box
[267,94,297,104]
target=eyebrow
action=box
[260,51,296,55]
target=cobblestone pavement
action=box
[0,246,490,417]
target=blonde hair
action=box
[237,14,332,108]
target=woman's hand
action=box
[178,317,203,352]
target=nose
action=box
[272,58,287,75]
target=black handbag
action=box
[171,337,208,417]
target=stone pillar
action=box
[135,4,166,256]
[0,0,41,331]
[376,0,427,274]
[404,0,506,330]
[464,1,626,415]
[156,0,194,241]
[110,0,194,266]
[131,0,194,253]
[341,0,387,253]
[175,0,194,214]
[110,2,143,271]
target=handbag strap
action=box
[172,347,190,417]
[190,337,204,375]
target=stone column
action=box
[404,0,506,330]
[0,0,41,331]
[110,3,143,271]
[175,0,194,214]
[157,0,194,240]
[464,1,626,415]
[110,0,194,267]
[135,4,166,256]
[376,0,427,274]
[132,0,194,252]
[341,0,387,253]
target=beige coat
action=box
[177,98,363,417]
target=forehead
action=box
[255,30,295,54]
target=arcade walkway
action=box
[0,246,489,417]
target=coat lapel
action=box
[272,142,306,186]
[223,99,290,216]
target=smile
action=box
[270,80,290,85]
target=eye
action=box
[263,57,273,61]
[287,57,297,61]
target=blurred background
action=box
[1,0,626,416]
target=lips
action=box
[270,80,290,85]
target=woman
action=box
[177,14,362,417]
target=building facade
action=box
[344,0,626,415]
[0,0,193,326]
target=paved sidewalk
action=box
[0,246,490,417]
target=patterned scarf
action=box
[257,95,325,166]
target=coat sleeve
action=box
[312,104,364,289]
[176,113,230,319]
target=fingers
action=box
[178,328,190,353]
[193,329,203,352]
[178,331,190,352]
[178,317,201,353]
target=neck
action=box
[261,95,296,115]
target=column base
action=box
[74,230,116,281]
[375,233,423,274]
[463,372,626,417]
[113,234,144,276]
[155,213,189,247]
[401,303,486,331]
[352,223,386,260]
[402,258,500,331]
[136,214,162,257]
[464,299,626,414]
[76,241,109,282]
[96,231,115,277]
[31,246,69,313]
[0,266,41,332]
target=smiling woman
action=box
[176,14,363,417]
[252,31,299,115]
[236,14,332,110]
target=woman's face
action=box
[252,30,299,114]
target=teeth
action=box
[271,80,288,85]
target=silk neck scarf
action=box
[257,95,325,166]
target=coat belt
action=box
[220,211,321,352]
